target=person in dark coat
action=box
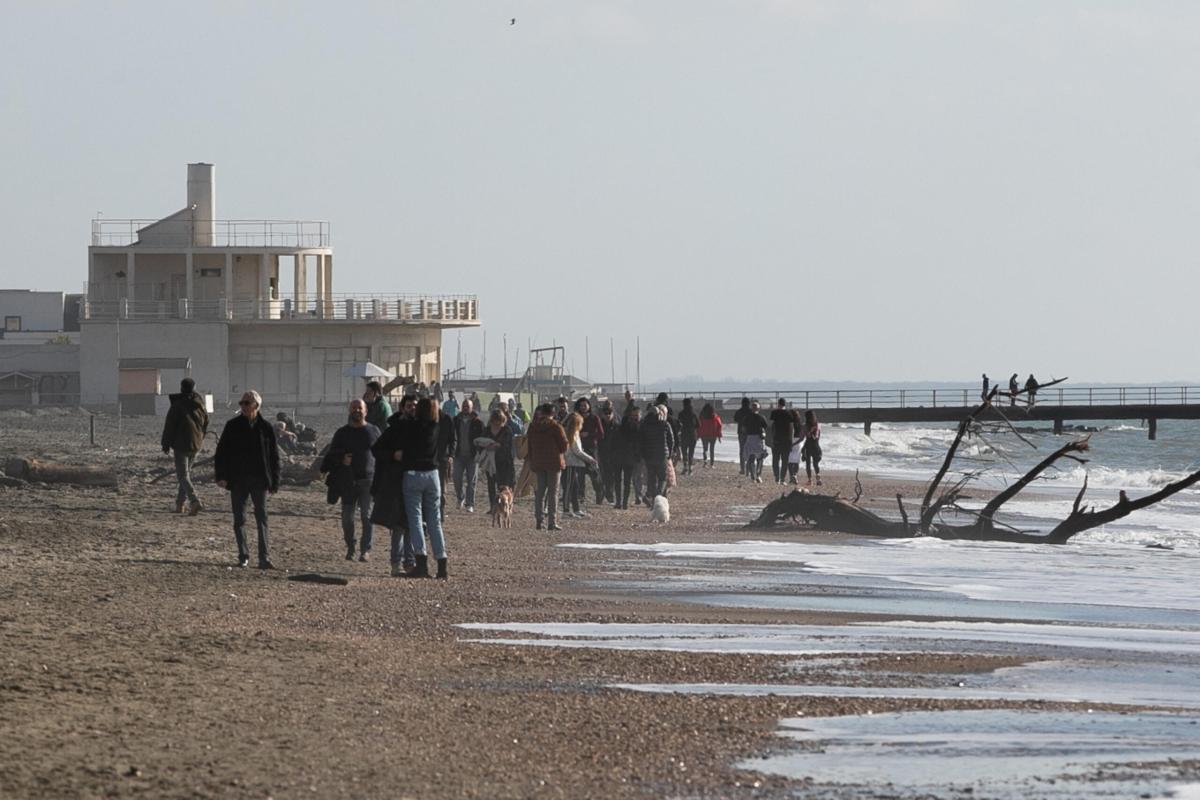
[399,398,449,579]
[595,402,621,503]
[638,404,675,504]
[214,390,280,569]
[372,399,416,576]
[161,377,209,515]
[435,406,457,519]
[478,409,516,511]
[327,399,381,562]
[768,398,795,485]
[363,380,392,431]
[733,397,752,474]
[677,398,699,476]
[611,406,642,509]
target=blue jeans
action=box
[341,478,373,553]
[403,470,447,560]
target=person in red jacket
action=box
[697,403,723,468]
[524,403,569,531]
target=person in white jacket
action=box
[563,412,598,518]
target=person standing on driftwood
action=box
[1008,373,1020,407]
[214,390,280,569]
[1025,374,1040,407]
[160,378,209,516]
[802,410,822,486]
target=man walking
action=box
[526,403,568,530]
[733,397,752,475]
[768,398,794,485]
[452,399,483,512]
[160,377,209,515]
[328,398,382,562]
[214,390,280,569]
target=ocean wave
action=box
[1045,465,1184,490]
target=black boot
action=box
[436,558,448,580]
[405,554,430,578]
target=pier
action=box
[649,386,1200,440]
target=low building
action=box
[0,290,82,406]
[81,163,479,411]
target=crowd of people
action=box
[161,377,828,577]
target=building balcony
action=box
[80,293,479,326]
[91,218,330,249]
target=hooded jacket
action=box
[161,392,209,454]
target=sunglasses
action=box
[239,400,256,407]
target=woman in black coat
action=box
[371,410,411,576]
[611,406,642,510]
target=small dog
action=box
[650,494,670,524]
[492,486,514,529]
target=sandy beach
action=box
[1,410,1196,798]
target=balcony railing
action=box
[80,293,479,324]
[91,219,330,248]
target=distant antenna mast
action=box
[481,330,487,378]
[456,332,462,371]
[503,333,508,379]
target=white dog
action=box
[650,495,670,524]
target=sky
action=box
[2,1,1198,385]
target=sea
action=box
[461,417,1200,798]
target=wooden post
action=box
[864,420,872,437]
[1053,418,1063,435]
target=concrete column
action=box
[312,254,324,318]
[224,253,234,318]
[126,252,136,303]
[183,251,193,302]
[323,253,333,305]
[260,254,272,318]
[1053,418,1063,435]
[1149,418,1158,441]
[293,254,304,309]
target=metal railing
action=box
[80,293,479,323]
[91,218,331,248]
[632,386,1200,410]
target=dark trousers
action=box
[771,448,789,483]
[231,484,269,563]
[534,469,561,526]
[438,459,451,517]
[599,454,617,502]
[681,437,697,473]
[644,458,667,502]
[738,433,747,473]
[613,463,635,508]
[565,466,587,513]
[341,478,373,553]
[701,437,717,465]
[174,450,198,505]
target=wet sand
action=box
[0,411,1192,798]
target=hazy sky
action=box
[2,1,1198,384]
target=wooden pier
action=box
[649,386,1200,440]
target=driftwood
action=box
[4,458,118,488]
[747,386,1200,544]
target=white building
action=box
[81,163,478,411]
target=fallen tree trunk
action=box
[4,458,118,488]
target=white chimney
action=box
[186,162,216,246]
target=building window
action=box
[199,268,222,277]
[4,316,19,332]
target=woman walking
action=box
[612,406,641,508]
[399,398,449,578]
[697,403,723,468]
[677,398,699,476]
[742,401,768,483]
[638,404,675,503]
[563,412,598,518]
[802,409,822,487]
[787,409,804,485]
[478,409,516,513]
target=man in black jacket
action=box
[161,378,210,515]
[328,398,381,562]
[215,390,281,569]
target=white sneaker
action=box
[465,505,475,513]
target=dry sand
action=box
[0,411,1186,798]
